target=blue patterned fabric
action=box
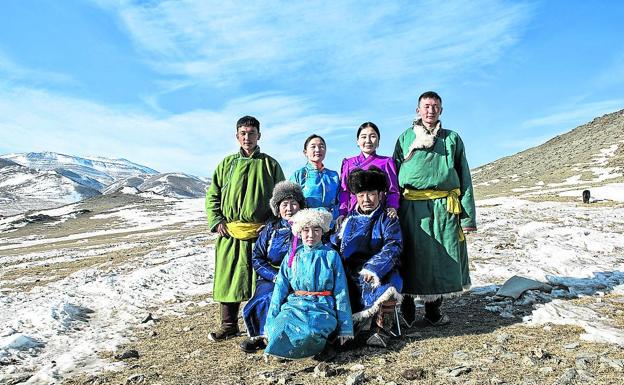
[242,219,293,337]
[264,243,353,359]
[290,163,340,227]
[331,205,403,320]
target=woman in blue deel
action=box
[290,134,340,230]
[264,209,353,360]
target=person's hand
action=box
[463,227,477,234]
[216,221,230,238]
[361,273,375,284]
[386,207,397,218]
[335,215,345,229]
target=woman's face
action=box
[356,190,380,213]
[304,137,326,163]
[357,127,379,155]
[278,198,301,220]
[301,225,323,246]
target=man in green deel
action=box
[393,91,476,327]
[206,115,285,341]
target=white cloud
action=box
[521,99,624,129]
[0,85,355,177]
[0,50,76,87]
[96,0,533,87]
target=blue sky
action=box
[1,0,623,178]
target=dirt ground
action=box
[64,293,624,385]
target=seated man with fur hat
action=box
[332,166,403,347]
[240,181,306,353]
[264,209,353,360]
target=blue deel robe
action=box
[331,204,403,322]
[242,219,293,337]
[264,243,353,359]
[290,163,340,228]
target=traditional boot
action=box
[424,297,449,326]
[400,297,416,327]
[208,302,240,341]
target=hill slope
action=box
[473,109,624,199]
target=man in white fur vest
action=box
[393,91,477,327]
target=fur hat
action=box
[347,166,389,194]
[270,181,306,217]
[290,209,332,234]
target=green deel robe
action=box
[206,147,285,302]
[393,125,476,300]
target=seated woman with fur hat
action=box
[264,209,353,360]
[239,181,306,353]
[331,167,403,346]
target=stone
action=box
[552,368,576,385]
[350,364,365,371]
[410,349,423,358]
[141,314,154,324]
[453,350,470,361]
[489,378,505,385]
[563,342,580,350]
[313,363,336,378]
[448,365,471,377]
[126,374,146,384]
[575,357,589,370]
[539,367,553,374]
[346,371,365,385]
[401,368,425,380]
[115,350,140,360]
[599,356,624,371]
[496,332,510,344]
[522,356,537,367]
[496,275,552,299]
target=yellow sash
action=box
[403,188,465,241]
[225,221,263,240]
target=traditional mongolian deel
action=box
[264,243,353,359]
[205,147,285,302]
[393,121,476,300]
[290,162,340,223]
[332,205,403,321]
[338,153,400,216]
[242,219,293,337]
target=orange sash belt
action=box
[294,290,332,296]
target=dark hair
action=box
[303,134,326,151]
[356,122,380,139]
[418,91,442,105]
[347,166,389,194]
[236,115,260,132]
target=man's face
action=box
[356,190,380,213]
[236,126,260,154]
[417,97,442,127]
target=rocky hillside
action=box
[473,109,624,200]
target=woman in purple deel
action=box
[337,122,400,227]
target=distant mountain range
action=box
[473,109,624,199]
[0,152,209,217]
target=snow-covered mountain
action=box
[103,172,208,198]
[0,158,101,217]
[2,151,158,190]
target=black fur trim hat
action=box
[270,181,306,217]
[347,166,389,194]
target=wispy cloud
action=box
[96,0,533,88]
[521,99,624,129]
[0,84,355,176]
[0,50,76,87]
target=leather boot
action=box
[208,302,240,341]
[424,297,449,326]
[400,297,416,327]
